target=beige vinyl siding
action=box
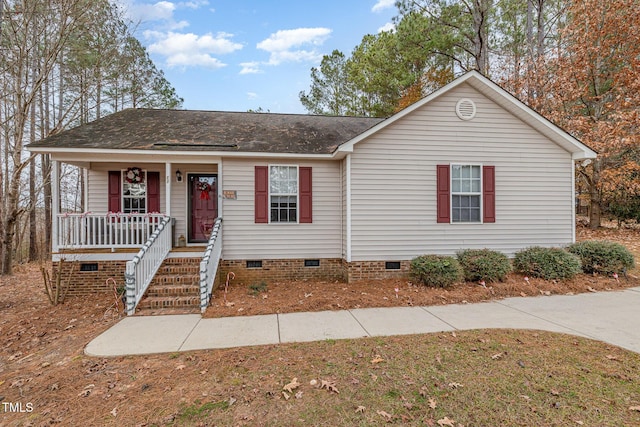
[221,158,342,259]
[349,82,574,260]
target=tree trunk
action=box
[29,63,38,261]
[589,160,602,229]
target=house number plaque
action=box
[223,190,237,200]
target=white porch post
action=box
[165,162,172,217]
[346,154,352,263]
[218,160,223,219]
[51,160,59,252]
[83,168,89,212]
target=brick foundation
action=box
[53,260,127,295]
[54,257,414,295]
[219,258,347,284]
[346,260,411,282]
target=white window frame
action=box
[450,163,483,224]
[268,164,299,224]
[121,169,148,214]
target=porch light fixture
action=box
[175,170,183,182]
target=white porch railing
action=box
[199,217,223,313]
[125,216,173,315]
[55,213,167,249]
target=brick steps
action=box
[135,257,202,315]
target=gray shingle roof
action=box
[29,109,385,155]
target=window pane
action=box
[472,165,480,179]
[452,165,461,179]
[461,179,471,192]
[452,209,460,222]
[472,179,481,192]
[462,165,470,179]
[451,179,459,193]
[452,195,460,208]
[461,208,470,222]
[470,195,480,208]
[470,208,481,222]
[461,195,470,208]
[270,166,281,192]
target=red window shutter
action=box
[483,165,496,223]
[255,166,269,223]
[436,165,450,223]
[108,171,121,212]
[147,171,160,213]
[299,167,312,223]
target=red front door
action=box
[188,174,218,242]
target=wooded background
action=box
[0,0,182,274]
[1,0,639,275]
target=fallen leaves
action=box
[377,410,393,421]
[437,416,456,426]
[629,406,640,412]
[371,355,385,364]
[320,379,339,394]
[283,377,301,394]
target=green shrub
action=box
[567,240,635,274]
[410,255,464,288]
[513,246,582,280]
[456,249,512,283]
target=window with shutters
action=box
[122,169,147,214]
[437,164,495,224]
[270,165,298,223]
[451,164,481,223]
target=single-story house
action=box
[28,71,597,314]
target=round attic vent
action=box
[455,98,476,120]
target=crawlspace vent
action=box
[455,98,477,120]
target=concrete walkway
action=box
[85,286,640,357]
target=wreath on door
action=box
[197,181,212,200]
[125,167,144,184]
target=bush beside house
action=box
[410,255,464,288]
[567,240,635,274]
[456,249,512,283]
[513,247,582,280]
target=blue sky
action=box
[122,0,398,113]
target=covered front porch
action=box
[49,153,225,315]
[51,153,223,251]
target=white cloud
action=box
[166,53,225,68]
[178,0,209,9]
[125,0,211,28]
[372,0,395,13]
[257,27,331,65]
[129,1,176,22]
[148,31,243,69]
[240,62,262,75]
[247,92,258,100]
[378,22,395,33]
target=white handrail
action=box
[55,213,167,249]
[199,217,223,313]
[125,216,172,315]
